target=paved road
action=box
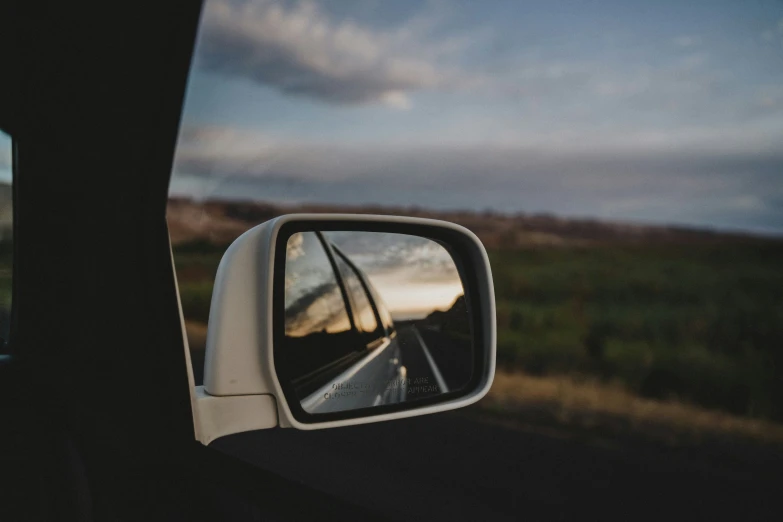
[415,325,473,389]
[212,406,783,522]
[395,326,439,398]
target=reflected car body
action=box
[280,232,406,414]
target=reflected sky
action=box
[324,231,464,321]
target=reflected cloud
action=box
[285,232,352,336]
[325,231,464,320]
[286,231,305,260]
[285,280,352,336]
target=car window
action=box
[169,0,783,520]
[284,232,352,337]
[0,130,12,347]
[367,281,394,337]
[331,251,380,344]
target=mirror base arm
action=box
[194,386,278,445]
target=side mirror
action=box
[191,214,496,444]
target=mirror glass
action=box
[277,230,474,416]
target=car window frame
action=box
[283,230,355,339]
[281,231,369,396]
[331,244,388,337]
[328,243,385,348]
[313,231,358,335]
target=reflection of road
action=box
[395,326,440,400]
[396,324,473,399]
[415,325,472,391]
[214,409,783,522]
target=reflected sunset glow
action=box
[369,272,464,321]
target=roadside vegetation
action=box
[491,243,783,422]
[475,370,783,450]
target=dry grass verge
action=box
[477,371,783,450]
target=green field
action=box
[174,239,783,422]
[491,242,783,421]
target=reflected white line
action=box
[398,365,407,402]
[412,325,449,394]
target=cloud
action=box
[172,123,783,234]
[194,0,475,107]
[761,18,783,44]
[586,50,710,103]
[190,0,778,125]
[758,86,783,110]
[175,125,280,170]
[173,125,285,201]
[726,195,767,212]
[171,139,783,234]
[174,121,783,183]
[673,35,701,48]
[479,47,719,122]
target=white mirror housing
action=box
[184,214,496,445]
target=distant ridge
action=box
[166,196,782,249]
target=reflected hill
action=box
[405,294,474,391]
[420,295,470,337]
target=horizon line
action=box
[166,193,783,241]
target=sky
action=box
[171,0,783,235]
[325,231,464,320]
